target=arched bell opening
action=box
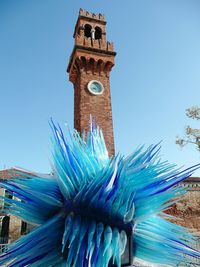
[84,24,92,38]
[95,26,102,40]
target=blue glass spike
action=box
[0,121,200,267]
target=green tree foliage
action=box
[176,106,200,151]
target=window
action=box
[0,216,10,242]
[95,27,102,40]
[84,24,92,38]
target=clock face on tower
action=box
[87,80,104,95]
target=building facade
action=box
[168,177,200,251]
[0,168,35,253]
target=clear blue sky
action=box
[0,0,200,175]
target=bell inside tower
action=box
[83,24,102,40]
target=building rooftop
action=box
[0,168,199,182]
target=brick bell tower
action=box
[67,9,116,156]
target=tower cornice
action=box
[67,45,116,73]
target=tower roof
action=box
[79,8,105,21]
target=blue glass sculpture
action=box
[0,121,200,266]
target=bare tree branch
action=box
[176,106,200,151]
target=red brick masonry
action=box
[67,9,116,156]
